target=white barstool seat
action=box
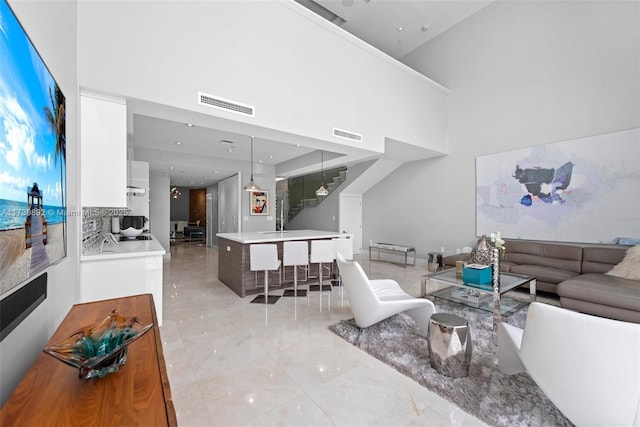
[332,237,353,305]
[310,239,334,311]
[249,244,281,304]
[282,241,309,298]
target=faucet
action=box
[98,232,119,253]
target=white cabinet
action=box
[80,254,164,325]
[80,92,127,207]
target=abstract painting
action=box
[250,190,269,216]
[476,128,639,244]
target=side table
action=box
[428,312,472,378]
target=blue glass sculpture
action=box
[44,310,153,379]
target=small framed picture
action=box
[250,190,269,216]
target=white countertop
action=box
[217,229,352,244]
[81,233,166,261]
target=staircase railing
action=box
[286,166,346,222]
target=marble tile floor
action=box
[161,243,554,426]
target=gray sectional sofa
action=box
[443,240,640,323]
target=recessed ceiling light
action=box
[214,170,218,174]
[175,141,182,145]
[295,144,301,147]
[169,166,175,170]
[421,25,430,32]
[185,123,194,127]
[200,182,204,185]
[258,159,263,163]
[227,148,233,152]
[203,176,207,179]
[269,155,274,159]
[397,26,403,32]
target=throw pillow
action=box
[606,245,640,280]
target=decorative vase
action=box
[470,235,493,265]
[477,235,490,251]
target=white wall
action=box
[206,184,219,247]
[363,0,640,258]
[149,172,170,254]
[1,0,79,406]
[76,0,447,156]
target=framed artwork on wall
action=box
[476,127,639,244]
[0,0,67,299]
[250,190,269,216]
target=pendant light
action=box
[170,187,181,198]
[315,150,329,196]
[243,135,261,191]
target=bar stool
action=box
[332,237,353,305]
[310,240,334,311]
[249,244,281,304]
[282,241,309,298]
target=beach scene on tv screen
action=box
[0,0,66,296]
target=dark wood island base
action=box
[217,230,352,297]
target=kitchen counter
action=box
[81,233,165,261]
[217,230,352,297]
[80,233,165,324]
[217,229,348,244]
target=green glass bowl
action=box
[44,310,153,379]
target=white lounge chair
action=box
[335,252,436,335]
[498,302,640,426]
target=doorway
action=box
[339,193,363,254]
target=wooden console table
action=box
[0,294,176,426]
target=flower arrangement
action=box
[490,231,506,257]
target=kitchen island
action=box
[217,230,352,297]
[81,233,166,324]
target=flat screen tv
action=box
[0,0,66,298]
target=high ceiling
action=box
[301,0,493,58]
[130,1,493,189]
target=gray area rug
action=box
[328,300,573,427]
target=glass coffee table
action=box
[421,269,536,330]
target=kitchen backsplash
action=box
[81,207,129,253]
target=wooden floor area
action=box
[28,216,48,276]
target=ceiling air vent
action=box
[333,127,363,143]
[198,92,255,117]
